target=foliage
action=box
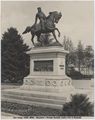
[63,36,77,74]
[63,36,74,52]
[63,37,94,77]
[76,41,84,72]
[1,27,30,83]
[84,46,94,69]
[61,94,94,116]
[67,67,83,79]
[1,101,61,116]
[67,67,93,79]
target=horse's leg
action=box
[52,31,59,43]
[31,33,35,46]
[37,33,42,46]
[55,28,60,37]
[37,34,40,42]
[52,31,62,46]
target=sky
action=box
[1,1,94,48]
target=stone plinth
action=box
[21,46,75,99]
[2,46,75,109]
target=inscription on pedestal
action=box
[34,60,53,71]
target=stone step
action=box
[2,93,66,105]
[2,88,68,109]
[2,97,63,109]
[2,89,67,101]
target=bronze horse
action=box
[22,11,62,46]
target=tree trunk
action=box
[78,60,81,72]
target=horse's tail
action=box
[22,26,31,34]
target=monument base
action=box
[2,75,75,109]
[2,88,68,109]
[21,75,74,93]
[20,75,75,103]
[2,46,75,109]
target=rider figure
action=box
[34,7,46,31]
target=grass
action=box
[1,101,62,116]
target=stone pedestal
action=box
[21,46,75,101]
[2,46,75,109]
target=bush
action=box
[3,79,11,83]
[61,94,94,116]
[67,68,83,79]
[66,67,93,80]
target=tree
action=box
[76,41,84,72]
[63,36,77,74]
[63,36,74,52]
[1,27,30,83]
[63,36,67,50]
[61,94,94,116]
[84,46,94,75]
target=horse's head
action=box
[54,11,62,23]
[49,11,62,23]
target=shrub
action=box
[61,94,94,116]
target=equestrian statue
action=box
[22,7,62,46]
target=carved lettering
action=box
[34,60,53,71]
[45,81,51,86]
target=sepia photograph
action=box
[1,0,94,119]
